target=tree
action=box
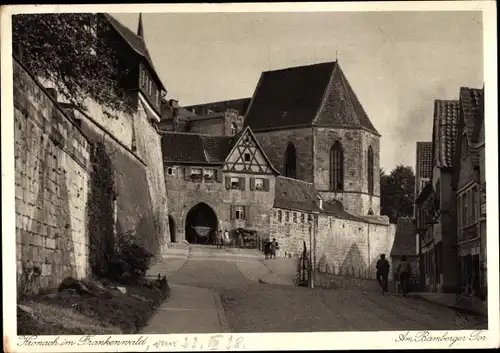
[380,165,415,223]
[12,13,131,115]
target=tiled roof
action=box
[244,61,378,134]
[415,141,433,195]
[390,217,417,257]
[459,87,484,143]
[433,100,460,168]
[185,98,251,116]
[416,142,433,179]
[273,177,363,221]
[314,63,379,134]
[273,177,323,213]
[105,14,166,91]
[161,132,237,164]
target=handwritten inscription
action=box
[18,334,245,351]
[151,335,245,351]
[395,330,488,347]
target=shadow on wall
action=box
[86,141,116,277]
[17,120,76,296]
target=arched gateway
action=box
[184,203,218,244]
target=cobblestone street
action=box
[159,246,487,333]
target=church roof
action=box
[105,14,165,91]
[432,100,460,168]
[390,217,417,257]
[161,132,237,164]
[244,61,378,135]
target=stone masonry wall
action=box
[14,59,93,292]
[314,127,381,216]
[189,117,225,135]
[165,167,275,242]
[254,128,314,182]
[270,209,396,280]
[135,99,170,253]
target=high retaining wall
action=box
[14,58,93,292]
[14,57,170,294]
[270,209,396,280]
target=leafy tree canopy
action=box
[380,165,415,223]
[12,13,131,115]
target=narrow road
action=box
[164,245,487,332]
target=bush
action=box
[105,230,153,283]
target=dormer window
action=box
[462,132,468,159]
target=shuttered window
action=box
[231,205,246,220]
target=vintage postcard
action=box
[1,1,498,351]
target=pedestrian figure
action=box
[376,254,390,295]
[397,255,412,297]
[264,240,271,259]
[270,238,279,259]
[223,229,230,249]
[236,232,244,248]
[216,230,223,249]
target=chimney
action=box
[169,99,179,108]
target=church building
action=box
[160,61,396,279]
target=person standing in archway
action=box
[224,229,230,249]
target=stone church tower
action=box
[244,61,381,216]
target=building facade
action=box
[452,87,486,299]
[160,61,396,279]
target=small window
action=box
[235,206,245,220]
[255,178,264,191]
[277,210,282,223]
[300,213,305,224]
[230,177,240,189]
[244,153,251,162]
[167,167,175,176]
[293,212,297,223]
[190,168,202,181]
[204,169,216,182]
[231,122,237,136]
[285,211,290,222]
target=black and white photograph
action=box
[1,2,498,351]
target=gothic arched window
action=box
[284,142,297,179]
[367,146,374,195]
[231,122,237,136]
[330,141,344,191]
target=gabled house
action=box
[452,87,485,299]
[161,126,279,243]
[429,99,461,293]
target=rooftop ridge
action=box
[277,175,317,187]
[263,60,336,74]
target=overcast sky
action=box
[111,11,483,171]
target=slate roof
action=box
[185,98,251,116]
[273,177,362,221]
[459,87,484,143]
[273,177,324,212]
[432,100,460,168]
[105,14,166,91]
[415,141,433,195]
[244,61,378,134]
[161,132,237,164]
[390,217,417,257]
